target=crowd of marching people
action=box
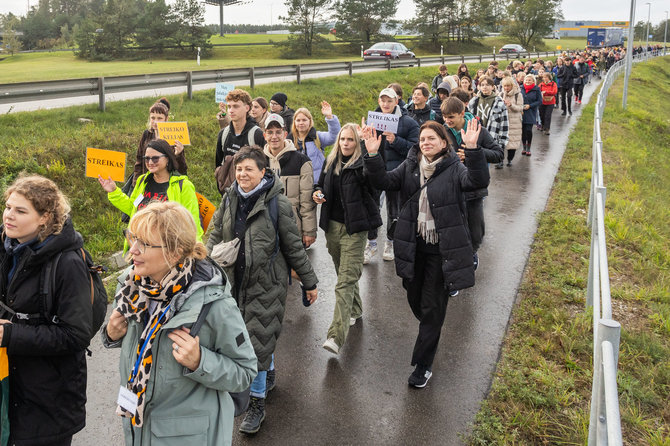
[0,45,628,445]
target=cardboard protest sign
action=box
[215,83,235,103]
[196,193,216,233]
[367,111,400,134]
[85,147,126,182]
[156,122,191,145]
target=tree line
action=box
[1,0,568,60]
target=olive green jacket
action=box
[206,173,318,370]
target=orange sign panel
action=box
[156,122,191,145]
[86,147,126,182]
[196,193,216,233]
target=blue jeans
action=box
[249,355,274,398]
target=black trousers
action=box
[574,83,584,101]
[559,87,572,112]
[466,197,485,252]
[367,190,399,241]
[522,123,534,146]
[539,104,554,131]
[403,252,450,368]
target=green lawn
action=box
[0,34,592,85]
[468,56,670,445]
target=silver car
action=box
[363,42,416,60]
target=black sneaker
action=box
[266,369,276,394]
[473,252,479,271]
[408,365,433,388]
[239,396,266,434]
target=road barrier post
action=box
[479,54,482,63]
[296,65,301,84]
[249,67,255,89]
[348,61,353,76]
[98,77,105,112]
[461,55,465,63]
[386,59,391,70]
[187,71,193,99]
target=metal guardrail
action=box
[585,49,665,446]
[0,51,559,111]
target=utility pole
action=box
[623,0,637,109]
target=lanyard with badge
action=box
[116,304,171,415]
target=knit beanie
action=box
[271,93,288,108]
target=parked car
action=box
[499,44,527,55]
[363,42,415,61]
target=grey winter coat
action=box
[103,259,258,446]
[206,173,318,370]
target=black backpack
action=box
[40,248,108,343]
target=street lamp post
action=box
[645,2,651,55]
[664,11,668,55]
[623,0,637,109]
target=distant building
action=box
[553,20,630,38]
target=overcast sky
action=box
[1,0,667,26]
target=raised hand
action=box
[362,126,382,155]
[321,100,333,119]
[461,119,481,149]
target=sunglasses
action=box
[143,155,166,164]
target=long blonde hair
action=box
[291,107,314,140]
[324,124,361,175]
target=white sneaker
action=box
[382,241,394,261]
[363,242,377,264]
[323,338,339,354]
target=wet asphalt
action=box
[73,80,600,446]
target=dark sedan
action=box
[363,42,415,60]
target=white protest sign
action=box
[215,83,235,103]
[367,111,400,134]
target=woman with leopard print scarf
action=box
[102,201,257,445]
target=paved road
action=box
[73,80,600,445]
[0,54,529,114]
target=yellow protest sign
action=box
[86,147,126,182]
[196,193,216,233]
[557,45,562,50]
[156,122,191,145]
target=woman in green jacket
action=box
[206,146,318,436]
[102,201,257,446]
[98,139,203,250]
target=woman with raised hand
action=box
[362,120,490,389]
[102,201,257,446]
[99,139,202,250]
[289,101,341,183]
[132,98,187,187]
[0,175,92,445]
[313,124,381,355]
[206,146,318,435]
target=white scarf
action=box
[417,155,443,244]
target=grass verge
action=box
[0,61,490,264]
[468,57,670,445]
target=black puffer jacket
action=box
[364,146,490,292]
[315,156,382,234]
[0,219,91,445]
[556,64,576,89]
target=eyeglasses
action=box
[123,229,165,254]
[143,155,166,164]
[269,100,279,106]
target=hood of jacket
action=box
[374,104,407,117]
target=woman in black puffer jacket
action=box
[362,120,490,389]
[0,175,91,446]
[313,124,381,355]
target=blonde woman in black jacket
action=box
[313,124,381,355]
[362,121,490,388]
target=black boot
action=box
[507,149,516,165]
[239,396,266,434]
[266,369,276,394]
